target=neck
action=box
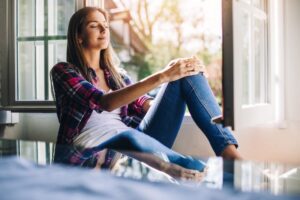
[82,48,101,71]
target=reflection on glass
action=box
[235,160,300,196]
[111,155,175,183]
[0,139,53,165]
[1,137,300,196]
[204,157,223,189]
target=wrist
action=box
[157,72,168,84]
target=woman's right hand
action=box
[159,56,206,83]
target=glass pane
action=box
[240,11,251,105]
[16,0,75,101]
[86,0,102,7]
[17,41,36,100]
[36,0,45,36]
[36,43,45,100]
[253,0,266,11]
[253,17,267,104]
[48,0,76,35]
[18,0,35,37]
[48,40,67,100]
[241,0,251,4]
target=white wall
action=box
[173,0,300,165]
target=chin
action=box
[92,43,109,50]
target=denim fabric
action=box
[94,74,237,171]
[137,73,238,156]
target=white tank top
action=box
[74,90,134,148]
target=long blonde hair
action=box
[67,7,125,89]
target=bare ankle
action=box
[221,144,243,160]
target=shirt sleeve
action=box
[122,72,154,117]
[51,62,105,111]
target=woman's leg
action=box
[138,73,238,157]
[180,74,238,156]
[137,80,186,148]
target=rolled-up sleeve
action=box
[51,62,105,111]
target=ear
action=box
[78,38,83,44]
[77,35,83,44]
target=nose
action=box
[99,24,106,33]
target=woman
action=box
[51,7,241,180]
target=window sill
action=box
[0,106,56,113]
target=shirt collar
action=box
[87,67,112,86]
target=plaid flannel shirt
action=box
[51,62,153,167]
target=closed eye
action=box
[88,22,109,29]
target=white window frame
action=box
[231,0,285,129]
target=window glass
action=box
[238,0,268,106]
[253,0,266,10]
[241,10,251,105]
[113,0,223,105]
[16,0,75,101]
[48,0,75,36]
[254,16,267,104]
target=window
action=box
[223,0,283,129]
[0,0,83,111]
[17,0,76,101]
[106,0,223,106]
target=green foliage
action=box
[122,0,223,103]
[122,54,152,80]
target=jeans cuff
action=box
[216,139,239,156]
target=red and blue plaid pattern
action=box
[51,62,152,167]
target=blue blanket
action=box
[0,156,298,200]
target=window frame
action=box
[0,0,84,112]
[222,0,284,130]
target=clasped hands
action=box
[161,56,208,82]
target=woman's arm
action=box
[99,57,204,112]
[99,72,163,112]
[52,57,204,112]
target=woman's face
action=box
[79,10,110,50]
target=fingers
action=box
[180,57,206,75]
[164,56,208,82]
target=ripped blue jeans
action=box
[94,73,238,171]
